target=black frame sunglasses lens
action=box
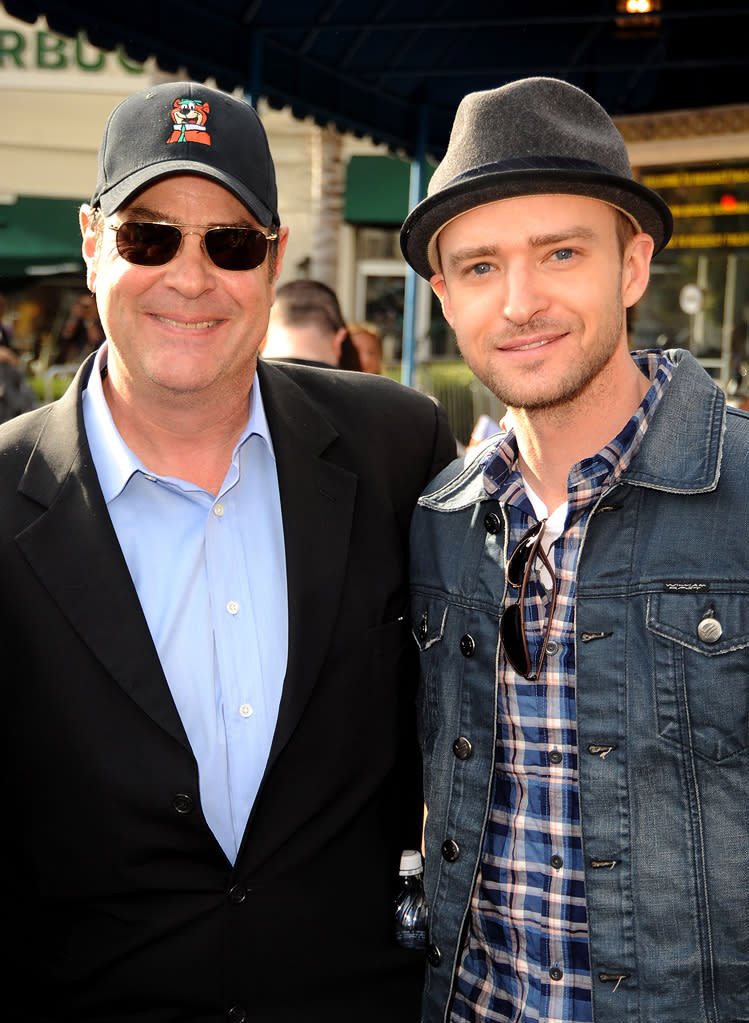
[499,602,531,677]
[506,520,544,587]
[203,228,269,271]
[114,223,270,271]
[115,223,182,266]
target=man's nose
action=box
[163,234,215,295]
[502,265,548,325]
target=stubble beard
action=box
[463,302,626,415]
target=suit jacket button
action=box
[441,839,459,862]
[228,885,247,904]
[226,1007,246,1023]
[427,944,442,967]
[453,737,473,760]
[172,793,194,814]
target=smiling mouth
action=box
[502,335,562,352]
[154,315,221,330]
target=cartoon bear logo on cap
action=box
[167,97,211,145]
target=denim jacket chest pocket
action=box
[646,590,749,762]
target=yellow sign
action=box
[670,232,749,249]
[643,169,749,189]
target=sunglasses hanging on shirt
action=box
[500,519,558,681]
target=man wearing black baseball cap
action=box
[404,77,747,1023]
[0,81,455,1021]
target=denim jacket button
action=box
[697,613,722,644]
[453,736,473,760]
[483,512,500,534]
[441,839,460,862]
[459,634,476,657]
[427,944,442,967]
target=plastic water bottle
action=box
[394,849,428,949]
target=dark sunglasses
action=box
[500,519,558,681]
[109,221,278,271]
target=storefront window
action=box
[633,164,749,391]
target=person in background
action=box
[401,76,748,1023]
[0,295,17,358]
[55,292,105,364]
[0,294,38,422]
[262,278,361,370]
[0,80,455,1022]
[348,320,384,374]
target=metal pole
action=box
[246,32,263,107]
[401,106,429,388]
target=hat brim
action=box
[96,160,277,227]
[400,168,673,280]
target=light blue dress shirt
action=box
[82,343,288,864]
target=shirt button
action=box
[214,502,225,517]
[550,966,564,982]
[549,749,563,765]
[226,600,240,615]
[239,703,253,718]
[551,854,564,870]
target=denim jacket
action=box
[410,350,749,1023]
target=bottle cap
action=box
[399,849,423,875]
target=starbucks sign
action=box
[0,18,144,75]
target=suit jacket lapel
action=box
[15,358,359,773]
[14,361,190,749]
[257,360,358,771]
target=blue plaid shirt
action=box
[451,351,674,1023]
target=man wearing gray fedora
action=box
[402,77,748,1023]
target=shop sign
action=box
[641,165,749,251]
[0,23,144,74]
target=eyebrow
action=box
[119,204,253,229]
[445,225,598,271]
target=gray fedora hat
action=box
[400,77,673,279]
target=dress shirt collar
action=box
[82,341,274,503]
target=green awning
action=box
[344,155,435,226]
[0,196,85,278]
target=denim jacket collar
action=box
[420,348,724,516]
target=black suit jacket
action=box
[0,356,455,1022]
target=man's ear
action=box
[270,225,290,286]
[331,326,348,360]
[622,232,654,310]
[79,204,100,293]
[430,272,455,328]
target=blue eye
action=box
[471,262,492,275]
[553,248,574,261]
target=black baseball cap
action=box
[91,81,279,226]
